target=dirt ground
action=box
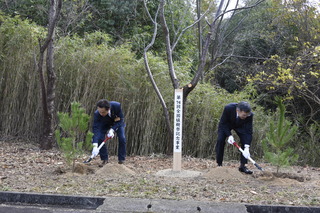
[0,139,320,207]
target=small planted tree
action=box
[55,102,93,172]
[262,97,299,173]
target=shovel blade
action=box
[254,163,263,171]
[83,157,92,164]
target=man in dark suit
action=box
[91,99,126,166]
[215,101,253,174]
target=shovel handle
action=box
[233,142,241,150]
[233,142,253,161]
[96,136,112,150]
[83,136,112,163]
[232,142,263,171]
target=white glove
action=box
[92,143,99,157]
[227,135,235,145]
[107,129,115,138]
[243,144,250,159]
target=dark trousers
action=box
[215,129,248,165]
[99,126,126,161]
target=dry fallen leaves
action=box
[0,139,319,207]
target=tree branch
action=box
[185,0,265,96]
[159,0,178,88]
[171,2,214,51]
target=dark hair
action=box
[237,101,251,113]
[96,99,110,110]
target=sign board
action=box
[173,89,183,171]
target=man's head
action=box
[96,99,110,117]
[236,101,252,119]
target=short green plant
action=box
[262,97,299,173]
[55,102,93,172]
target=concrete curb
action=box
[98,196,248,213]
[0,191,104,209]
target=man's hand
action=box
[227,135,235,145]
[92,143,99,157]
[107,129,115,138]
[243,144,250,159]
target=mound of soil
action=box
[203,167,242,180]
[95,163,136,177]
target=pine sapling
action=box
[55,102,93,172]
[262,97,299,173]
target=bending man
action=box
[215,101,253,174]
[91,99,126,166]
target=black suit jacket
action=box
[218,103,253,145]
[92,101,125,143]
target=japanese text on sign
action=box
[173,89,183,153]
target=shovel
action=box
[83,136,112,163]
[232,142,263,171]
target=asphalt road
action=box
[0,204,97,213]
[1,192,320,213]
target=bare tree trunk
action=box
[38,0,62,150]
[143,1,173,155]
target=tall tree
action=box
[143,0,264,154]
[38,0,62,149]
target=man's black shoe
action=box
[118,160,124,164]
[239,166,253,174]
[99,160,108,167]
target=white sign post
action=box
[173,89,183,171]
